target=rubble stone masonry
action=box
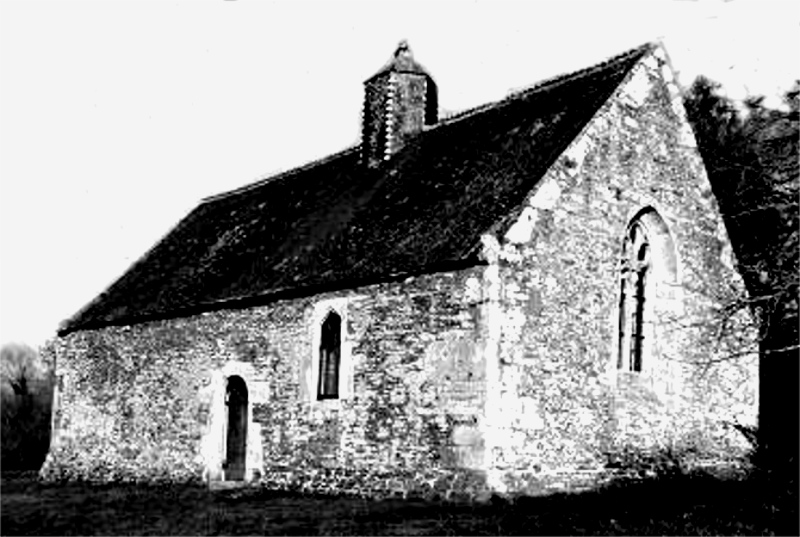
[42,267,495,498]
[42,46,758,498]
[485,46,757,494]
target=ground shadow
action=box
[1,470,796,536]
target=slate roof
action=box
[61,43,653,335]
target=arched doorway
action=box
[225,375,248,481]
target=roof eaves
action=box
[58,202,201,336]
[58,256,486,337]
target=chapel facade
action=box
[42,42,758,497]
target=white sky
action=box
[0,0,797,349]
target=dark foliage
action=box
[1,343,55,472]
[684,78,800,481]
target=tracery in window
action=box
[617,208,676,374]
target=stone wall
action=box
[42,45,758,500]
[482,45,758,495]
[42,267,492,497]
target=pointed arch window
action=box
[317,311,341,400]
[618,221,651,372]
[617,208,679,377]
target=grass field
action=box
[1,470,796,535]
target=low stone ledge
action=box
[257,465,490,502]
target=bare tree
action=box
[684,77,800,483]
[1,343,54,471]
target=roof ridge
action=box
[203,43,653,205]
[201,145,361,203]
[434,42,655,129]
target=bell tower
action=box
[361,41,438,167]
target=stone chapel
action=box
[42,42,758,497]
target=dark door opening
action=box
[225,375,248,481]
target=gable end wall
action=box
[486,46,758,495]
